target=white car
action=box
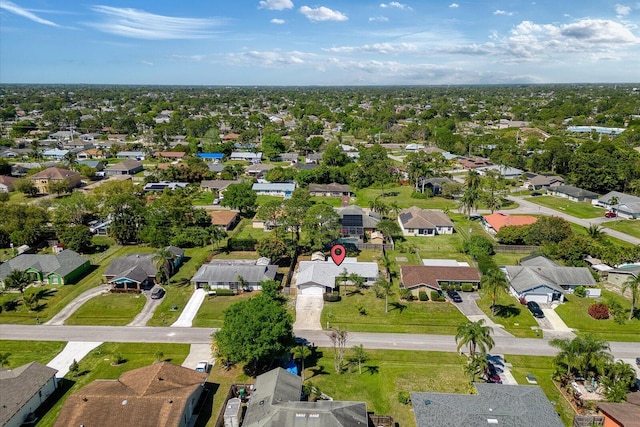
[195,361,210,373]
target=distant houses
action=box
[308,182,351,197]
[548,184,599,202]
[104,160,144,176]
[29,167,81,194]
[252,182,296,198]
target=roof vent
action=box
[424,400,431,405]
[487,419,498,424]
[122,400,128,405]
[168,399,173,404]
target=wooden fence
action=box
[494,245,541,254]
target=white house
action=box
[295,259,379,296]
[230,151,262,161]
[0,362,58,427]
[252,182,296,198]
[595,191,640,219]
[190,259,277,291]
[397,207,454,237]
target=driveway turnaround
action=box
[47,341,102,378]
[45,285,109,326]
[171,288,206,327]
[182,343,214,370]
[293,295,323,331]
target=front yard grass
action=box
[355,185,458,210]
[35,342,190,427]
[476,292,540,338]
[0,340,66,368]
[554,289,640,342]
[192,293,255,328]
[525,196,602,219]
[65,293,147,325]
[322,289,469,335]
[601,219,640,240]
[507,354,575,426]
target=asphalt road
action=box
[2,325,638,359]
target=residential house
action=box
[296,259,379,295]
[242,367,370,427]
[104,159,144,176]
[116,151,145,160]
[482,213,537,234]
[208,210,240,231]
[190,259,277,291]
[400,265,481,297]
[0,362,58,427]
[197,152,224,162]
[276,152,298,163]
[200,179,241,198]
[42,148,69,160]
[77,159,106,172]
[405,143,425,152]
[77,147,106,160]
[419,177,454,196]
[1,148,30,159]
[336,205,380,241]
[398,207,454,237]
[0,250,90,288]
[477,164,524,179]
[104,246,184,291]
[305,152,323,164]
[62,140,93,151]
[523,173,565,190]
[207,163,226,174]
[222,132,240,141]
[411,383,564,427]
[29,167,82,194]
[597,392,640,427]
[230,151,262,162]
[246,163,275,178]
[308,182,351,197]
[252,182,296,198]
[596,191,640,219]
[53,362,207,427]
[155,151,186,160]
[504,255,596,303]
[0,175,17,192]
[143,181,188,192]
[457,156,492,170]
[548,184,599,202]
[606,264,640,287]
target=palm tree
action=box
[601,360,637,402]
[550,337,581,376]
[464,354,489,383]
[484,191,502,213]
[293,345,312,381]
[621,275,639,320]
[5,270,32,294]
[586,224,604,240]
[152,248,175,286]
[608,195,619,217]
[550,334,612,379]
[208,225,228,251]
[455,319,494,357]
[459,187,479,219]
[465,169,481,190]
[375,275,394,313]
[481,269,509,317]
[62,151,78,171]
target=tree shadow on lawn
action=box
[492,304,521,318]
[364,365,380,375]
[309,365,329,379]
[389,301,408,313]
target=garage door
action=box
[526,294,549,304]
[299,285,324,296]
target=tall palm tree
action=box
[152,248,175,286]
[465,169,481,190]
[550,334,612,379]
[459,187,479,219]
[5,270,32,294]
[621,275,639,320]
[455,319,494,357]
[549,337,581,375]
[62,151,78,171]
[293,345,312,381]
[208,225,228,251]
[481,269,509,317]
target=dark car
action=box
[151,288,165,299]
[530,191,542,196]
[447,290,463,303]
[636,357,640,368]
[527,301,544,318]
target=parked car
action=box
[636,357,640,368]
[527,301,545,318]
[213,198,220,205]
[195,361,210,373]
[605,211,617,218]
[447,290,463,303]
[151,288,165,299]
[487,373,502,384]
[530,191,542,196]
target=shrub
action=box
[418,291,428,301]
[397,391,411,405]
[399,288,414,301]
[410,191,428,199]
[574,286,587,298]
[476,255,498,275]
[212,288,235,296]
[323,293,341,302]
[461,283,474,292]
[588,303,609,320]
[430,290,445,301]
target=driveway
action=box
[47,341,102,378]
[127,287,164,326]
[451,292,514,338]
[45,285,109,326]
[171,288,205,327]
[182,343,214,371]
[293,295,323,330]
[539,305,576,339]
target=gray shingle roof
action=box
[0,362,57,426]
[296,261,379,289]
[411,383,564,427]
[190,263,277,284]
[505,264,595,293]
[0,250,88,281]
[599,191,640,215]
[104,254,157,282]
[551,184,598,199]
[398,207,453,229]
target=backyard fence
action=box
[494,245,541,254]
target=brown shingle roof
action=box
[398,207,453,229]
[208,210,239,226]
[400,265,481,290]
[30,167,80,180]
[53,362,207,427]
[598,392,640,427]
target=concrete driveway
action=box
[539,305,576,339]
[182,343,214,371]
[451,292,514,338]
[293,295,323,330]
[127,287,164,326]
[172,288,205,327]
[45,285,109,326]
[47,341,103,378]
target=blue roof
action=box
[198,153,224,159]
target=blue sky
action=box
[1,0,639,85]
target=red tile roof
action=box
[483,213,537,232]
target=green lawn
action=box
[65,293,147,325]
[193,190,215,205]
[507,355,575,426]
[0,340,66,368]
[322,288,469,335]
[355,185,458,210]
[193,292,255,328]
[601,219,640,240]
[555,289,640,341]
[310,196,344,207]
[525,196,602,219]
[35,342,191,427]
[476,292,540,338]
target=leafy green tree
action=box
[107,195,144,244]
[481,269,509,317]
[322,142,350,167]
[261,134,286,160]
[350,344,368,375]
[455,319,494,357]
[214,293,295,374]
[4,270,31,294]
[303,203,340,251]
[463,235,494,259]
[208,225,228,250]
[221,182,257,215]
[550,334,612,379]
[282,194,312,243]
[60,225,93,253]
[621,275,639,320]
[600,360,637,402]
[152,248,176,285]
[256,235,289,263]
[525,216,572,245]
[47,179,71,196]
[13,178,38,197]
[376,219,401,239]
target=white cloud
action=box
[299,6,348,22]
[380,2,413,10]
[141,60,154,66]
[369,16,389,22]
[271,18,285,24]
[324,42,418,54]
[227,50,313,67]
[0,0,59,26]
[615,4,632,16]
[259,0,294,11]
[494,10,514,16]
[89,5,224,39]
[449,3,459,8]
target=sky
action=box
[1,0,639,86]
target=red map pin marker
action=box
[330,244,346,266]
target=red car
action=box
[605,211,617,218]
